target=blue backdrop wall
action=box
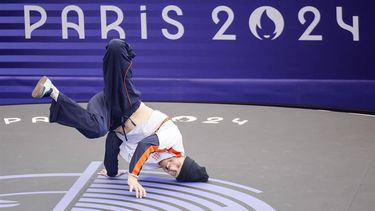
[0,0,374,112]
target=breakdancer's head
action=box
[159,156,209,182]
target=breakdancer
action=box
[32,39,208,198]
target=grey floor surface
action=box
[0,102,375,211]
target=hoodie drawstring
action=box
[122,125,128,142]
[121,116,137,142]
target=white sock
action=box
[50,85,59,102]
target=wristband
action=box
[129,173,139,179]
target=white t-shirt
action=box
[116,110,184,169]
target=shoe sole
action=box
[31,76,48,98]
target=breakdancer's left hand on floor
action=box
[97,169,127,177]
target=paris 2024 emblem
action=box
[249,6,284,40]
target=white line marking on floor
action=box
[53,161,102,211]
